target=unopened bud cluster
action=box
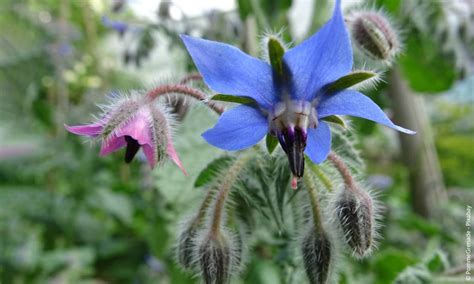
[175,156,250,283]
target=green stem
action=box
[309,164,333,192]
[328,151,357,191]
[209,155,250,235]
[303,172,322,229]
[192,187,217,228]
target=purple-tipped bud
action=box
[199,233,233,284]
[301,226,335,284]
[334,187,374,257]
[349,11,400,62]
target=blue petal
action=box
[283,0,352,101]
[181,35,276,110]
[305,122,332,164]
[317,90,416,134]
[202,105,268,151]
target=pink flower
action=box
[65,96,186,175]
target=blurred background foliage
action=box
[0,0,473,283]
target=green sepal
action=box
[326,70,377,93]
[267,37,285,76]
[266,135,278,154]
[321,115,347,128]
[210,94,255,104]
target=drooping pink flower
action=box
[65,95,186,175]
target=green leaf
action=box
[372,249,419,284]
[326,70,377,93]
[211,94,255,104]
[321,115,347,128]
[266,135,279,154]
[94,189,133,225]
[374,0,401,13]
[194,156,236,187]
[426,250,448,273]
[237,0,252,20]
[267,38,285,75]
[399,33,457,93]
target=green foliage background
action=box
[0,0,472,283]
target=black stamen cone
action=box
[279,128,306,177]
[124,135,141,163]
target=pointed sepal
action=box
[326,70,378,93]
[267,37,286,76]
[321,115,348,128]
[211,94,255,104]
[266,135,278,154]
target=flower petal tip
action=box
[166,140,188,176]
[65,123,102,137]
[396,126,416,135]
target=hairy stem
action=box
[209,155,250,235]
[179,73,203,84]
[309,163,333,192]
[328,151,357,190]
[193,187,217,228]
[303,171,322,230]
[146,84,224,115]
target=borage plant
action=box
[67,0,414,283]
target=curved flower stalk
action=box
[181,0,415,179]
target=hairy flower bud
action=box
[334,186,375,258]
[198,233,234,284]
[176,223,198,270]
[349,11,400,62]
[301,226,335,284]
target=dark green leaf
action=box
[266,135,279,154]
[194,156,235,187]
[211,94,255,104]
[374,0,401,13]
[267,38,285,75]
[426,251,448,273]
[326,71,377,93]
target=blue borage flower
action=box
[181,0,414,178]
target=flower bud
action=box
[349,11,400,62]
[176,223,198,270]
[334,187,375,258]
[198,233,234,284]
[301,226,335,284]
